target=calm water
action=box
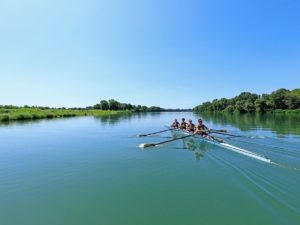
[0,112,299,225]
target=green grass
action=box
[0,108,130,122]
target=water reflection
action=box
[172,132,209,161]
[94,112,163,126]
[0,112,164,128]
[94,113,133,126]
[0,118,58,127]
[197,112,300,136]
[184,139,209,160]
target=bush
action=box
[32,114,42,119]
[0,114,10,121]
[61,113,76,117]
[46,114,54,118]
[15,114,31,120]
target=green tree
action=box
[136,105,142,112]
[100,100,109,110]
[108,99,120,110]
[193,88,300,113]
[255,97,268,112]
[235,101,246,113]
[225,105,235,112]
[285,91,300,109]
[243,100,255,112]
[141,106,148,112]
[269,88,289,109]
[93,104,101,109]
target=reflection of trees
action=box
[93,113,133,126]
[0,117,77,127]
[94,112,163,126]
[0,119,43,127]
[196,112,300,135]
[0,112,164,127]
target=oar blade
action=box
[139,143,156,148]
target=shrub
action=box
[0,114,10,121]
[32,114,42,119]
[46,114,54,118]
[15,114,31,120]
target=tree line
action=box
[92,99,191,112]
[1,99,191,112]
[92,99,165,112]
[193,88,300,113]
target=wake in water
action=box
[270,161,300,172]
[215,134,300,172]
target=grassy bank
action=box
[0,108,130,122]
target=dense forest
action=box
[193,88,300,113]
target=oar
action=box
[209,130,242,137]
[206,134,225,143]
[137,128,175,137]
[139,134,195,148]
[210,129,227,133]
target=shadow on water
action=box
[0,117,66,127]
[196,112,300,136]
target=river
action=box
[0,112,299,225]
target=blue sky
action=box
[0,0,299,108]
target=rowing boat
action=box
[168,126,271,163]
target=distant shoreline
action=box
[0,108,128,122]
[195,109,300,115]
[0,106,192,123]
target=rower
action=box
[195,119,210,136]
[195,119,224,143]
[186,119,195,132]
[171,119,180,128]
[180,118,187,130]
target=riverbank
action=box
[272,109,300,114]
[0,108,130,122]
[196,109,300,115]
